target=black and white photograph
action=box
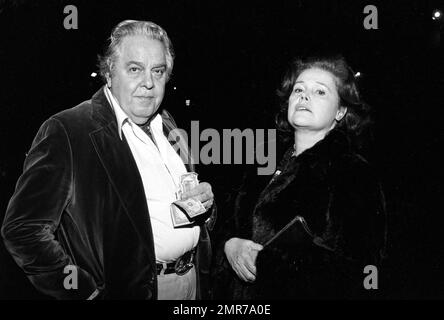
[0,0,443,307]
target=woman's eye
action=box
[316,89,326,96]
[294,88,303,93]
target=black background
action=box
[0,0,443,299]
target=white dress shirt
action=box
[104,86,200,263]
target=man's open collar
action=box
[104,86,129,140]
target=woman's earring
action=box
[336,112,344,121]
[336,108,347,121]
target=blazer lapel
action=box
[161,109,195,172]
[89,89,154,256]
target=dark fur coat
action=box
[213,128,387,299]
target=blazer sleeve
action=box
[1,118,98,299]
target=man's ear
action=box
[105,58,113,88]
[335,107,347,121]
[105,72,112,88]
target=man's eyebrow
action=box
[125,61,144,68]
[151,63,167,69]
[125,61,166,69]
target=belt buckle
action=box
[174,251,194,276]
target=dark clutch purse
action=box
[251,216,318,298]
[261,215,314,248]
[261,215,334,251]
[254,216,335,296]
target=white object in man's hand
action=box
[180,182,214,210]
[224,237,263,282]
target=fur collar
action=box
[253,128,353,218]
[292,128,352,169]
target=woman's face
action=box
[287,68,346,134]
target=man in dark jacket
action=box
[1,20,215,300]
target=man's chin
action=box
[133,107,160,123]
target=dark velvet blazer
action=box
[214,128,387,299]
[1,88,215,300]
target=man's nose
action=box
[143,72,154,89]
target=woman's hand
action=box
[224,237,263,282]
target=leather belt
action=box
[156,248,196,276]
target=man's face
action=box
[107,35,167,124]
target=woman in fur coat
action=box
[214,55,387,299]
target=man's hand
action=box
[224,237,263,282]
[180,182,214,210]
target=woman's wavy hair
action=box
[275,55,373,147]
